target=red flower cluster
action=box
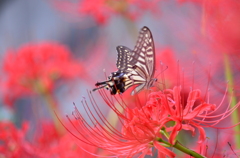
[53,0,160,24]
[1,42,83,106]
[0,121,33,157]
[33,121,98,158]
[0,121,98,158]
[65,84,239,157]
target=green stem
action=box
[42,91,63,133]
[173,141,206,158]
[223,53,240,148]
[157,138,206,158]
[160,127,170,139]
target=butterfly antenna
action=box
[155,64,168,78]
[92,84,108,92]
[95,80,112,86]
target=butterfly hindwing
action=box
[116,46,139,73]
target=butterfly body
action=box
[93,26,156,95]
[95,72,128,94]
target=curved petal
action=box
[173,86,182,117]
[169,120,182,144]
[153,141,176,158]
[191,122,206,144]
[184,103,216,120]
[183,89,201,115]
[182,124,195,136]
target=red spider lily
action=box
[0,121,34,157]
[150,86,240,145]
[63,80,240,157]
[1,42,83,106]
[62,91,176,158]
[52,0,160,24]
[0,120,98,158]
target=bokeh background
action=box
[0,0,240,157]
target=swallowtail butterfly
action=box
[93,26,157,95]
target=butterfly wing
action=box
[130,26,156,94]
[133,26,155,79]
[116,46,139,73]
[115,27,155,95]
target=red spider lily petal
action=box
[1,42,83,106]
[190,122,206,144]
[168,120,182,144]
[184,103,216,120]
[153,141,176,158]
[184,89,201,114]
[138,147,153,158]
[182,124,195,135]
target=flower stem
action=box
[173,141,206,158]
[157,138,206,158]
[160,127,170,139]
[42,90,63,134]
[223,53,240,148]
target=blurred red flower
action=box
[0,120,99,158]
[1,42,84,106]
[53,0,160,24]
[203,0,240,54]
[0,121,33,158]
[34,121,98,158]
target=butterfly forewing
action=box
[133,27,155,79]
[126,27,156,94]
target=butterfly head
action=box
[93,71,127,95]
